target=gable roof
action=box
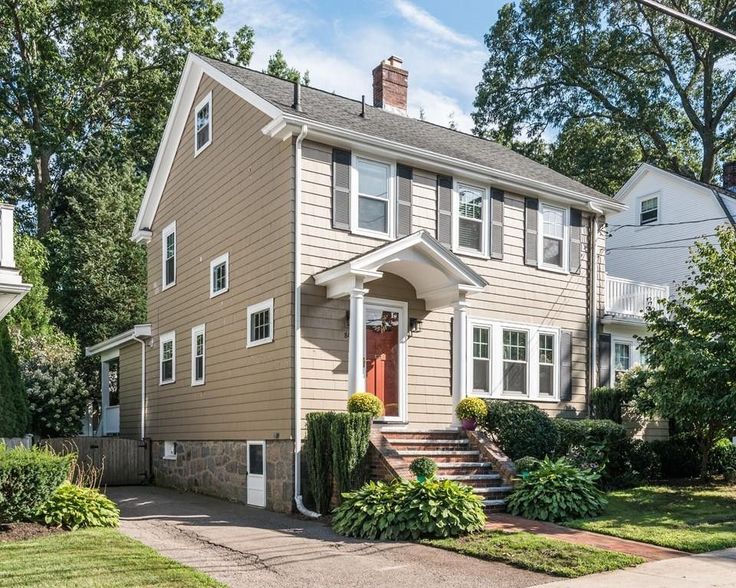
[133,53,621,241]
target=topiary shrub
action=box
[507,457,606,522]
[330,412,372,498]
[37,481,120,530]
[305,412,336,514]
[589,387,624,423]
[409,457,437,480]
[0,446,74,522]
[709,439,736,477]
[332,479,486,540]
[483,400,557,460]
[347,392,383,418]
[513,456,539,477]
[649,434,700,479]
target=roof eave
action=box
[85,324,152,357]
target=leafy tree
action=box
[0,322,28,437]
[639,226,736,477]
[265,50,310,85]
[473,0,735,183]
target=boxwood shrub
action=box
[332,479,486,540]
[483,400,558,460]
[649,434,700,478]
[0,446,74,522]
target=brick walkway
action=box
[486,514,687,561]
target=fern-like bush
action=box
[347,393,383,418]
[507,457,606,522]
[37,482,120,530]
[332,479,486,540]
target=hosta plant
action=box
[332,479,486,540]
[346,392,384,418]
[37,482,120,530]
[507,457,606,522]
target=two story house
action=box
[0,204,31,319]
[86,54,627,512]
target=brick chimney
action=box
[724,161,736,191]
[372,56,408,115]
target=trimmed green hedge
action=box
[553,418,629,483]
[0,446,74,522]
[0,324,29,437]
[484,400,558,460]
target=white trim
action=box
[246,440,267,508]
[163,441,177,461]
[247,298,274,348]
[191,324,205,386]
[209,252,229,298]
[161,221,176,290]
[159,330,176,385]
[350,154,395,240]
[452,180,489,258]
[611,337,643,382]
[100,348,120,363]
[637,192,660,226]
[538,203,569,274]
[193,91,212,157]
[364,298,409,424]
[466,318,561,402]
[85,324,152,356]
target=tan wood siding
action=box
[119,342,142,438]
[300,140,602,427]
[145,74,294,441]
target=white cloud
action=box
[393,0,478,48]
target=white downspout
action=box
[293,124,320,518]
[587,202,604,400]
[132,337,147,439]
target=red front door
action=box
[365,309,400,418]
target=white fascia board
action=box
[614,163,657,202]
[132,54,282,243]
[278,117,626,214]
[85,324,152,357]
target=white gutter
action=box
[293,124,321,519]
[587,202,604,398]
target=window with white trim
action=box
[162,221,176,289]
[456,183,487,255]
[194,92,212,156]
[352,156,393,238]
[472,326,491,394]
[503,329,528,395]
[639,196,658,225]
[538,333,556,398]
[247,298,274,347]
[614,342,631,382]
[191,324,205,386]
[160,331,175,384]
[210,252,229,297]
[540,204,567,270]
[163,441,177,460]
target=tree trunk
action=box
[700,133,716,184]
[34,151,52,236]
[699,433,714,481]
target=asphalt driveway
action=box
[108,485,550,588]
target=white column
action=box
[452,295,468,422]
[100,360,110,436]
[348,282,367,394]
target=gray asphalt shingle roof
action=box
[200,55,610,201]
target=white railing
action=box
[103,406,120,435]
[605,276,669,317]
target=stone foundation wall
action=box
[151,439,294,513]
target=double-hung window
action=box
[194,92,212,156]
[540,204,567,270]
[472,326,491,394]
[538,333,556,398]
[210,253,229,297]
[160,331,176,385]
[162,222,176,289]
[354,157,392,237]
[456,183,486,255]
[191,324,205,386]
[503,329,528,395]
[247,298,274,348]
[639,196,658,225]
[614,342,631,382]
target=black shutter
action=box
[570,208,582,274]
[524,197,539,266]
[396,164,413,238]
[598,333,611,388]
[560,331,573,401]
[332,148,351,230]
[437,175,453,247]
[490,188,504,260]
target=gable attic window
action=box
[539,204,568,271]
[352,156,393,238]
[160,331,176,385]
[640,196,659,225]
[247,298,274,348]
[162,221,176,289]
[194,92,212,156]
[210,252,229,297]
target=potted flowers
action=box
[455,397,488,431]
[347,392,384,419]
[409,457,437,483]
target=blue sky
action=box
[218,0,508,131]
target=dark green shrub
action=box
[709,439,736,477]
[332,479,486,540]
[624,439,661,481]
[0,446,74,522]
[330,412,372,498]
[0,324,29,437]
[649,435,700,478]
[553,418,629,481]
[409,457,437,480]
[589,387,624,423]
[347,392,383,418]
[484,400,557,460]
[513,456,539,476]
[507,457,606,522]
[305,412,335,514]
[37,482,119,530]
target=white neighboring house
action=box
[600,162,736,437]
[0,204,31,319]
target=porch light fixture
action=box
[409,318,423,335]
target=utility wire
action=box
[607,216,729,229]
[633,0,736,42]
[606,233,717,252]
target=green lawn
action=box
[0,527,223,588]
[566,484,736,553]
[424,531,644,578]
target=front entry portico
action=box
[314,231,487,422]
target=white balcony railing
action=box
[605,276,669,318]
